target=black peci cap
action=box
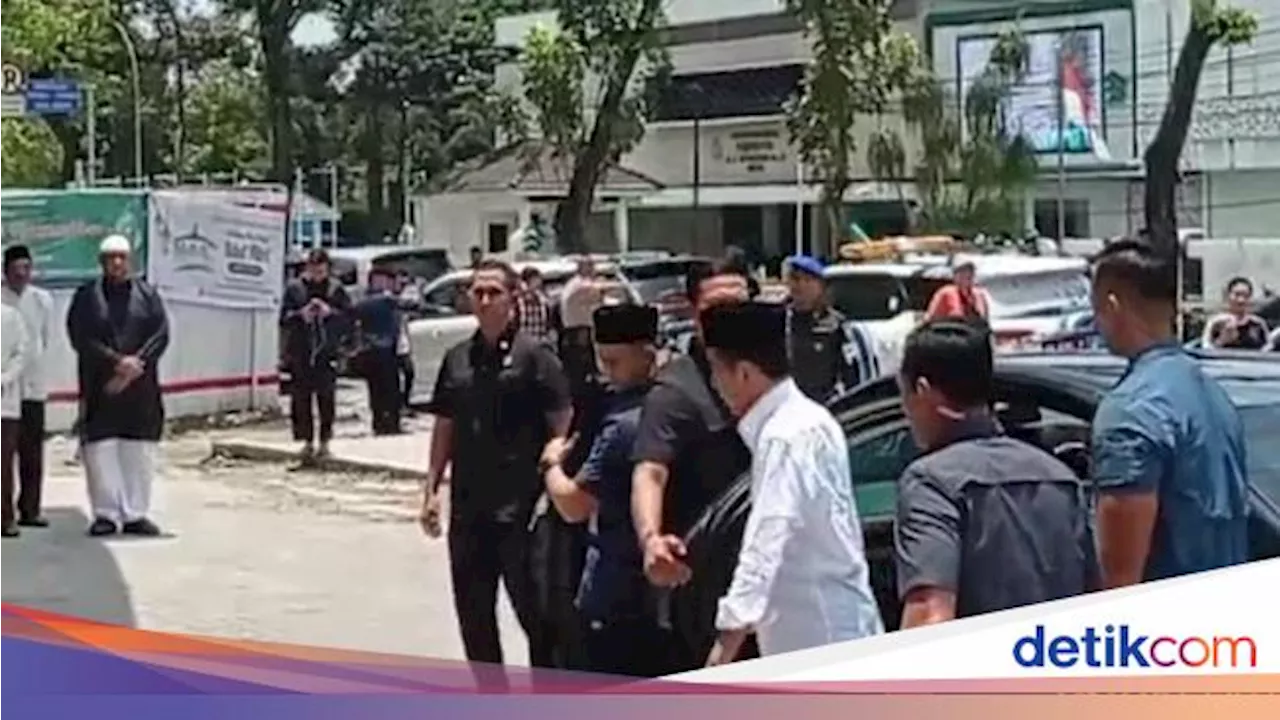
[593,304,659,345]
[700,301,786,354]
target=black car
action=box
[672,350,1280,665]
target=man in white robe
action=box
[66,235,170,536]
[700,301,883,663]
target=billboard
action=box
[958,27,1110,159]
[0,190,149,285]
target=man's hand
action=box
[104,373,132,395]
[643,533,692,587]
[116,355,144,379]
[419,486,445,538]
[706,629,748,667]
[314,299,333,318]
[541,436,569,471]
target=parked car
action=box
[669,350,1280,667]
[404,259,640,404]
[327,246,453,302]
[824,252,1094,373]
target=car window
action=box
[624,260,710,304]
[827,274,912,320]
[372,250,451,284]
[846,422,919,521]
[1240,404,1280,498]
[424,278,469,315]
[332,258,359,286]
[983,271,1091,318]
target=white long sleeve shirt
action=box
[2,283,55,401]
[715,378,884,655]
[2,303,29,419]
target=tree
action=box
[0,0,116,184]
[518,0,668,253]
[1143,0,1257,255]
[885,28,1038,239]
[222,0,322,183]
[785,0,919,254]
[183,61,270,176]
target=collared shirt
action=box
[632,341,751,536]
[560,274,604,329]
[428,325,571,522]
[715,378,883,656]
[1092,342,1250,581]
[575,384,650,620]
[1,303,28,419]
[894,415,1098,619]
[516,289,555,345]
[2,283,55,400]
[355,292,400,351]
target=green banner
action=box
[1,190,148,286]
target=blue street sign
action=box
[24,77,82,116]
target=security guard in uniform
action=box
[785,255,873,402]
[542,304,666,677]
[631,258,754,673]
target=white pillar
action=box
[614,200,630,253]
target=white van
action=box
[326,246,452,301]
[824,253,1093,373]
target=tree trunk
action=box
[554,0,663,253]
[159,1,187,174]
[1143,20,1214,258]
[364,103,387,235]
[260,22,292,185]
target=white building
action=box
[414,0,925,268]
[413,0,1280,267]
[926,0,1280,239]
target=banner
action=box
[147,191,285,309]
[0,190,148,285]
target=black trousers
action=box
[448,516,541,689]
[361,348,401,435]
[584,616,671,678]
[289,364,336,444]
[17,401,45,521]
[1,418,18,528]
[398,353,415,410]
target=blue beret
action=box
[787,255,825,279]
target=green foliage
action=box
[519,0,669,161]
[879,26,1038,238]
[1,118,65,187]
[785,0,920,249]
[182,61,270,175]
[516,0,668,250]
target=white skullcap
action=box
[99,234,132,255]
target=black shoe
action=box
[88,518,118,536]
[18,516,49,528]
[122,518,162,537]
[2,524,19,538]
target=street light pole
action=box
[113,20,143,186]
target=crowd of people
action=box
[0,232,1262,686]
[2,237,171,539]
[403,237,1254,687]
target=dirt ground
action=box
[0,402,527,664]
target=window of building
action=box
[1034,199,1091,239]
[649,65,804,122]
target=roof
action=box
[326,246,447,263]
[431,142,664,196]
[825,253,1088,280]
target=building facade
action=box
[416,0,1278,265]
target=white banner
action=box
[148,191,285,309]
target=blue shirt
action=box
[356,294,400,350]
[575,385,649,621]
[1091,343,1250,581]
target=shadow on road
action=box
[1,506,137,627]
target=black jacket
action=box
[279,277,351,370]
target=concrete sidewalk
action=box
[209,413,431,479]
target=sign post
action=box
[1,63,27,117]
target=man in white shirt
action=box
[700,300,883,663]
[2,301,30,537]
[2,245,55,527]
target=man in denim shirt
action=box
[1089,240,1250,587]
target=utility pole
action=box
[690,82,704,246]
[86,85,97,185]
[1055,39,1067,242]
[113,21,143,186]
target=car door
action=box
[407,276,478,404]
